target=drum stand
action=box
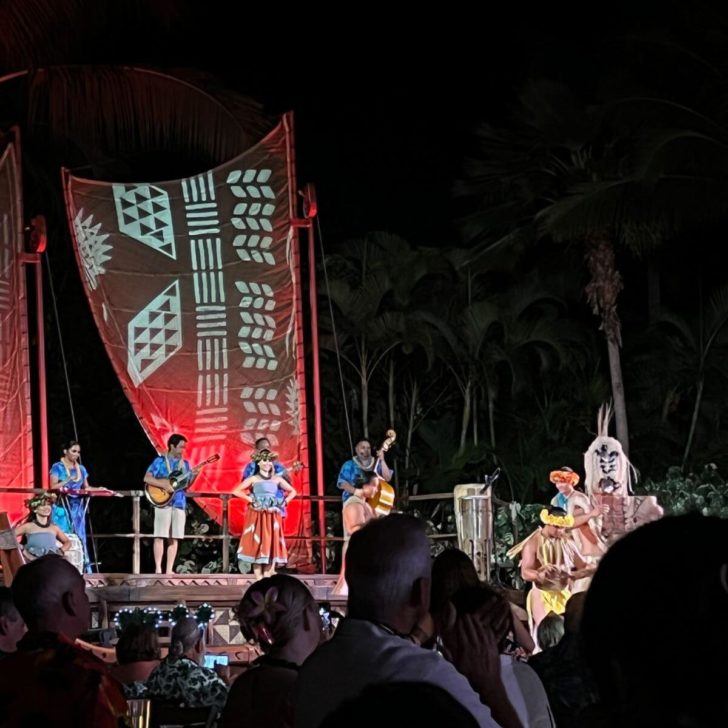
[79,496,100,573]
[59,493,97,573]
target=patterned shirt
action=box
[0,631,129,727]
[146,456,191,509]
[146,656,228,711]
[336,458,389,503]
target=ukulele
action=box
[144,453,220,508]
[366,430,396,517]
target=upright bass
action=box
[366,429,396,517]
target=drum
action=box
[456,490,493,581]
[595,494,663,542]
[65,534,85,574]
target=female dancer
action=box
[15,492,71,561]
[234,449,296,580]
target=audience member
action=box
[110,623,162,698]
[431,547,535,656]
[0,555,128,727]
[450,585,554,728]
[581,515,728,727]
[528,592,598,728]
[0,586,24,658]
[220,574,321,728]
[146,615,228,712]
[319,682,480,728]
[294,514,522,728]
[535,613,564,652]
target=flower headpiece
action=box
[238,586,287,647]
[549,468,580,487]
[251,448,278,464]
[26,492,57,511]
[540,509,575,528]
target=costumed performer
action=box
[507,505,595,643]
[14,492,71,561]
[234,449,297,580]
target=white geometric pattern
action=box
[239,342,278,370]
[74,209,112,290]
[127,281,182,386]
[113,184,175,258]
[233,234,275,265]
[235,281,275,310]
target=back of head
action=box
[319,682,479,728]
[11,555,88,637]
[345,514,431,620]
[0,586,24,652]
[116,624,161,664]
[431,548,480,618]
[563,591,586,634]
[169,616,202,661]
[536,612,564,651]
[237,574,316,651]
[0,586,19,621]
[582,515,728,725]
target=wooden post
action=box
[221,494,230,573]
[132,495,141,575]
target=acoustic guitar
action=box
[366,430,396,517]
[144,454,220,508]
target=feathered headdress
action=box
[584,402,637,496]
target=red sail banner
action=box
[63,114,311,566]
[0,138,35,524]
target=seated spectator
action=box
[146,615,228,713]
[581,515,728,727]
[431,547,481,618]
[0,586,25,659]
[294,514,521,728]
[535,612,564,652]
[110,623,162,698]
[0,555,128,726]
[450,584,554,727]
[431,547,535,656]
[220,574,321,728]
[528,592,598,728]
[319,682,480,728]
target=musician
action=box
[14,493,71,561]
[144,434,201,574]
[241,436,291,518]
[336,437,393,505]
[49,440,105,572]
[507,506,595,643]
[242,437,290,481]
[335,437,393,587]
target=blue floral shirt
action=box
[147,456,191,509]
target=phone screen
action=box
[203,654,229,669]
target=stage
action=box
[85,572,344,657]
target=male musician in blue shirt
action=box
[144,434,200,574]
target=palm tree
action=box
[458,77,728,455]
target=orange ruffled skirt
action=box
[237,509,288,565]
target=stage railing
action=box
[0,488,457,575]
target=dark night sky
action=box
[4,0,728,492]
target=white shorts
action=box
[154,507,186,539]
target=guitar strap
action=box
[164,455,188,477]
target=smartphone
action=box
[203,654,229,669]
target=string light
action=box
[113,607,163,630]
